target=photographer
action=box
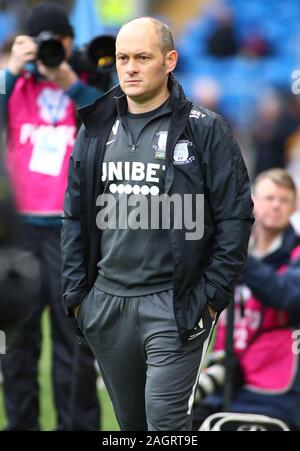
[0,3,102,431]
[1,7,101,112]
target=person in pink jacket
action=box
[0,3,102,431]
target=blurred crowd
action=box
[174,0,300,232]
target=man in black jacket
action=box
[61,17,254,431]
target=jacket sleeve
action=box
[0,69,19,117]
[201,116,254,313]
[61,126,89,316]
[66,80,102,108]
[244,255,300,311]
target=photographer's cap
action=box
[25,2,74,38]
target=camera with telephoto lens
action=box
[34,32,116,91]
[34,31,116,72]
[83,35,116,74]
[194,351,226,404]
[194,351,244,405]
[71,35,116,92]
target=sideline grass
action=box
[0,311,119,431]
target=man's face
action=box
[253,178,296,232]
[115,21,177,104]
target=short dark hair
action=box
[151,18,175,55]
[119,17,175,55]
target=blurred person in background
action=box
[0,38,14,157]
[0,158,39,341]
[284,96,300,234]
[252,91,300,177]
[0,120,39,389]
[191,77,222,114]
[0,0,75,36]
[206,8,238,58]
[193,169,300,431]
[191,76,255,182]
[0,37,15,70]
[0,2,101,431]
[240,28,272,59]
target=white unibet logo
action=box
[0,70,6,95]
[102,162,163,184]
[189,109,206,119]
[0,330,6,355]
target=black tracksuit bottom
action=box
[77,285,215,431]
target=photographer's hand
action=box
[36,61,79,90]
[8,35,37,75]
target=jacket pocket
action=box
[76,288,93,330]
[182,276,209,332]
[187,303,214,343]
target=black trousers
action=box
[78,286,215,431]
[1,224,100,431]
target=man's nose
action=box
[126,59,138,74]
[271,198,281,208]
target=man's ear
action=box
[166,50,178,73]
[61,35,73,58]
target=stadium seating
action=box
[176,0,300,128]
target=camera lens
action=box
[35,32,66,68]
[87,35,116,73]
[37,39,65,68]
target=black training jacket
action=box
[61,75,254,342]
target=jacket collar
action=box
[263,224,300,265]
[282,224,300,252]
[79,74,188,137]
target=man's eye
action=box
[139,56,149,61]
